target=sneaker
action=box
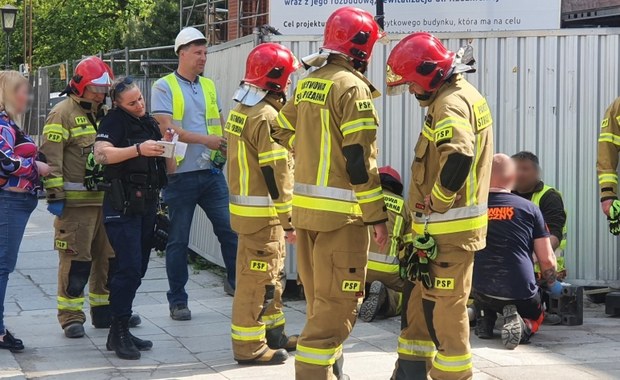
[543,312,562,325]
[359,281,387,322]
[501,305,524,350]
[64,322,85,339]
[170,304,192,321]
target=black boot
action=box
[91,305,112,328]
[392,359,428,380]
[108,316,140,360]
[475,308,495,340]
[333,355,350,380]
[266,326,298,352]
[107,330,152,352]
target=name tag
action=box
[342,280,361,292]
[384,194,404,213]
[434,277,455,290]
[225,111,247,137]
[435,127,453,143]
[75,116,89,125]
[47,133,63,143]
[355,100,374,112]
[294,78,334,106]
[473,99,492,131]
[250,260,267,272]
[55,240,68,250]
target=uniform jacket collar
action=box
[69,94,100,114]
[328,56,381,99]
[417,74,463,108]
[262,93,285,112]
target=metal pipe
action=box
[125,46,130,76]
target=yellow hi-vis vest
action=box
[531,185,567,251]
[163,73,223,162]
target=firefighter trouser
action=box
[295,225,369,380]
[366,268,404,317]
[53,206,114,328]
[393,247,474,380]
[231,225,288,360]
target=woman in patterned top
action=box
[0,71,50,352]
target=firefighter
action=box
[360,166,412,322]
[226,43,300,365]
[597,97,620,235]
[386,33,494,380]
[40,57,131,338]
[272,7,389,379]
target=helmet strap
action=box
[352,59,368,74]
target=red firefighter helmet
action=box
[386,33,455,94]
[322,6,385,63]
[243,43,301,93]
[69,56,114,97]
[379,166,402,184]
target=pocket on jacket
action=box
[412,137,429,185]
[329,251,367,299]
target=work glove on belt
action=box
[608,199,620,236]
[403,233,437,289]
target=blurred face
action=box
[179,43,208,76]
[13,83,30,114]
[408,82,426,96]
[514,159,540,192]
[116,87,145,118]
[82,87,107,104]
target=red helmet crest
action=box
[70,56,114,97]
[243,43,300,92]
[322,7,385,63]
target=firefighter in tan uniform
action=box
[273,7,389,380]
[40,57,117,338]
[360,166,412,322]
[386,33,494,380]
[226,43,300,365]
[597,97,620,234]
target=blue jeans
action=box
[0,191,37,333]
[103,199,157,318]
[163,170,238,307]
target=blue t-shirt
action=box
[473,192,549,300]
[151,71,221,174]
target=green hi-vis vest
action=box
[531,185,567,251]
[163,73,222,162]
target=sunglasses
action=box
[110,76,134,101]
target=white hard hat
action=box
[175,27,207,55]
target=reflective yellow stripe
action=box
[435,116,472,131]
[293,194,362,216]
[277,112,295,131]
[258,149,288,165]
[470,131,484,205]
[432,183,455,204]
[368,261,400,274]
[422,126,434,141]
[599,132,620,146]
[231,324,265,342]
[70,125,96,138]
[397,337,437,358]
[43,177,64,189]
[262,312,285,329]
[229,204,277,218]
[88,293,109,306]
[43,124,69,140]
[65,191,104,201]
[296,344,342,366]
[599,173,619,184]
[432,352,473,373]
[57,296,84,311]
[531,185,567,249]
[238,141,249,196]
[339,118,377,136]
[164,74,184,122]
[413,214,488,235]
[389,215,403,257]
[355,186,384,204]
[288,134,296,148]
[274,201,292,214]
[316,109,331,186]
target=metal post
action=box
[375,0,385,30]
[125,46,130,76]
[65,59,70,84]
[5,33,10,69]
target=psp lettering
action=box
[250,260,267,272]
[342,280,361,292]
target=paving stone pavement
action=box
[0,202,618,380]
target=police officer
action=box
[226,43,300,365]
[40,57,121,338]
[386,33,494,380]
[360,166,412,323]
[273,7,389,379]
[597,97,620,234]
[94,77,176,359]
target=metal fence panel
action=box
[187,29,620,287]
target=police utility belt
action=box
[99,175,160,216]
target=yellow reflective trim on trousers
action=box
[396,291,403,314]
[295,344,342,366]
[277,112,295,131]
[390,215,404,257]
[230,204,277,218]
[57,296,84,311]
[44,177,64,189]
[339,118,377,136]
[413,214,488,235]
[70,126,96,138]
[65,191,104,201]
[432,183,455,204]
[238,141,249,196]
[599,173,618,184]
[274,201,292,213]
[368,260,400,274]
[288,134,296,148]
[258,149,288,165]
[262,312,285,329]
[397,337,437,358]
[433,352,473,373]
[88,293,109,306]
[293,194,362,216]
[316,109,331,187]
[422,126,434,141]
[43,124,69,140]
[356,186,384,204]
[231,324,266,341]
[435,116,472,131]
[599,133,620,146]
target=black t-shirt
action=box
[513,181,566,243]
[474,192,549,300]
